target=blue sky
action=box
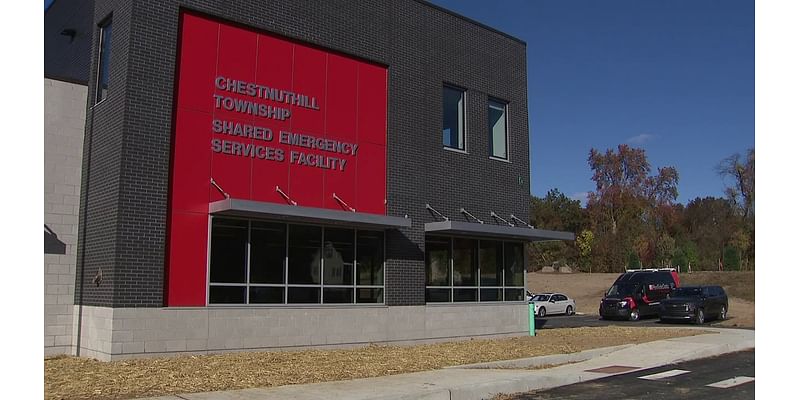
[45,0,754,205]
[430,0,754,205]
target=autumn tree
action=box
[586,145,679,272]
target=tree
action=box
[627,252,641,269]
[655,234,676,267]
[723,245,741,271]
[585,144,679,271]
[683,197,738,270]
[716,148,755,219]
[576,230,594,272]
[530,189,586,233]
[528,190,587,270]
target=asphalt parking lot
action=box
[535,313,739,330]
[507,349,755,400]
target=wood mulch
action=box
[45,326,706,400]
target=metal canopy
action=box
[209,198,412,229]
[424,220,575,242]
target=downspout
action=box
[75,103,95,357]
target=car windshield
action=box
[532,294,550,301]
[606,283,636,297]
[672,287,703,297]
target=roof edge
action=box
[412,0,527,46]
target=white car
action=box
[529,293,576,317]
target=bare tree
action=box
[716,148,755,219]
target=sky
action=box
[43,0,754,205]
[429,0,754,206]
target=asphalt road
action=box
[534,313,735,330]
[508,350,755,400]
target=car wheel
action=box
[566,305,574,316]
[629,309,640,321]
[538,307,546,318]
[695,308,705,325]
[719,305,727,321]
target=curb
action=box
[447,344,634,370]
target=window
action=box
[488,99,508,159]
[425,237,526,303]
[208,218,385,305]
[442,86,465,150]
[95,19,113,103]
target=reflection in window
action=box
[479,240,503,286]
[453,238,477,286]
[488,99,508,159]
[207,218,384,305]
[425,237,451,287]
[323,228,354,286]
[442,86,465,150]
[250,222,285,284]
[95,19,112,103]
[504,242,524,287]
[288,225,321,284]
[357,231,384,286]
[425,237,526,303]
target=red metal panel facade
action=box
[166,12,388,306]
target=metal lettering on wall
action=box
[211,75,357,171]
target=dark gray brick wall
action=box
[76,0,529,307]
[75,0,134,307]
[45,0,95,84]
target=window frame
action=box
[94,17,113,105]
[425,236,527,304]
[206,216,386,306]
[442,84,467,153]
[488,97,510,161]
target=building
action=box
[44,0,573,361]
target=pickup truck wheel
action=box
[695,309,705,325]
[538,307,546,318]
[629,309,640,321]
[566,305,574,316]
[719,305,727,321]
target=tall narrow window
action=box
[442,86,465,150]
[209,218,248,304]
[488,99,508,159]
[95,19,113,104]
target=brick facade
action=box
[76,0,529,308]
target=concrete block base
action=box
[73,303,528,361]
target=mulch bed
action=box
[45,326,706,400]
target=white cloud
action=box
[626,133,658,145]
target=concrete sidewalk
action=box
[141,327,754,400]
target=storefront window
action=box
[288,225,322,285]
[249,221,285,284]
[356,231,384,303]
[479,240,503,286]
[323,228,354,286]
[425,236,526,303]
[207,217,384,305]
[357,231,384,286]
